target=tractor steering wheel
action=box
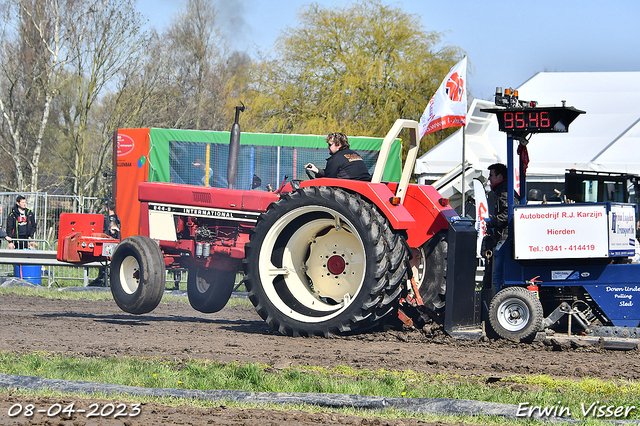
[305,167,315,180]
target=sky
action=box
[136,0,640,102]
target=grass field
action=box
[0,287,638,425]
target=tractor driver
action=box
[304,132,371,181]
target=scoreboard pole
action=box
[507,133,515,222]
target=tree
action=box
[54,0,147,199]
[245,0,464,155]
[0,0,80,192]
[0,0,147,198]
[124,0,253,133]
[140,0,228,131]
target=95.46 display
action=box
[482,106,585,133]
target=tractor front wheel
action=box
[110,236,165,314]
[243,186,409,337]
[187,267,237,313]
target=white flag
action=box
[473,179,489,257]
[419,57,468,139]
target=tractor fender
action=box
[398,183,457,248]
[299,178,415,230]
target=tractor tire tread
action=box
[243,186,409,337]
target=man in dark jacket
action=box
[6,195,37,249]
[485,163,518,294]
[486,163,510,243]
[304,132,371,181]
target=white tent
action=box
[415,72,640,188]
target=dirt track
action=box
[0,292,638,425]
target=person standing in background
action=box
[89,200,121,287]
[6,195,36,250]
[485,163,516,294]
[0,204,7,246]
[191,157,213,186]
[104,200,121,240]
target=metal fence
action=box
[0,192,204,289]
[0,192,106,286]
[0,192,103,245]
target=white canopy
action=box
[415,72,640,184]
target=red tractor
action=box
[58,120,478,337]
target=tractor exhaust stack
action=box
[228,102,245,189]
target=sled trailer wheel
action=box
[489,286,543,342]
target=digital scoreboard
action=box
[481,106,585,134]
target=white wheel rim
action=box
[195,270,210,294]
[497,297,530,332]
[258,205,366,323]
[120,255,140,295]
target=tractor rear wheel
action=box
[110,236,165,314]
[187,267,236,313]
[243,186,409,337]
[411,230,447,313]
[489,286,543,342]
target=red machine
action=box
[57,213,118,264]
[58,120,478,337]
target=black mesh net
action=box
[169,141,381,191]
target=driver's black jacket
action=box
[315,149,371,181]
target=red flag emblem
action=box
[445,72,464,102]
